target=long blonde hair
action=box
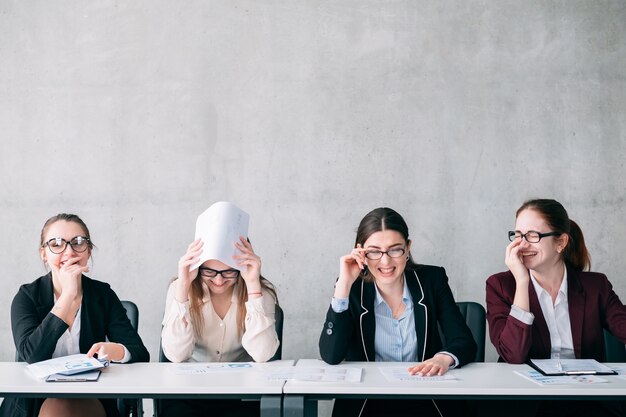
[187,274,278,337]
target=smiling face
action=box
[363,230,411,287]
[40,220,91,270]
[200,259,238,296]
[514,209,568,273]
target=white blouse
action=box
[161,279,279,363]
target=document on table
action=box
[266,366,362,382]
[174,362,253,375]
[379,367,458,382]
[191,201,249,270]
[27,354,108,379]
[515,370,608,385]
[46,370,101,382]
[530,359,617,376]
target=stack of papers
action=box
[530,359,617,376]
[26,354,108,380]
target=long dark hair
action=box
[516,199,590,271]
[355,207,417,281]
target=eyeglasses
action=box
[198,267,240,279]
[364,247,406,260]
[43,236,91,254]
[508,231,561,243]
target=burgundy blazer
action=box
[486,264,626,364]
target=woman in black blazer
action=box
[1,213,150,417]
[319,207,476,417]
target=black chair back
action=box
[604,329,626,362]
[439,301,486,363]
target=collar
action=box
[373,274,409,307]
[530,265,568,300]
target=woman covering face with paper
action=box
[160,202,279,417]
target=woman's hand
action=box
[408,353,454,376]
[87,342,125,362]
[233,237,262,297]
[334,245,367,298]
[505,239,529,283]
[175,239,203,302]
[50,255,88,300]
[505,238,531,311]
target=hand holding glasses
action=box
[363,247,406,260]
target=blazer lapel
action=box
[566,267,585,358]
[360,280,377,361]
[406,269,427,361]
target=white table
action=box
[282,359,626,417]
[0,360,292,417]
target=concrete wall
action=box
[1,0,625,374]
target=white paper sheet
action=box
[266,366,362,382]
[190,201,250,271]
[379,367,458,382]
[515,370,608,385]
[174,362,253,375]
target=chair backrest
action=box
[440,301,486,363]
[269,304,284,361]
[121,300,139,331]
[604,329,626,362]
[158,303,284,362]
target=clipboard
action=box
[530,359,617,376]
[46,370,101,382]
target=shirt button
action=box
[220,322,224,327]
[327,322,334,329]
[326,329,333,335]
[217,351,220,354]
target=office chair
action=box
[604,329,626,362]
[154,303,284,416]
[439,301,486,363]
[119,300,143,417]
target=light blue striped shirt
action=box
[373,277,418,362]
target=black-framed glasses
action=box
[364,247,406,260]
[198,267,240,279]
[43,236,91,254]
[508,231,561,243]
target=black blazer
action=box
[0,273,150,417]
[319,265,477,417]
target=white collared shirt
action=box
[510,268,575,359]
[373,277,418,362]
[530,269,575,359]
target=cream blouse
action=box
[161,279,279,363]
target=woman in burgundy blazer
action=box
[485,199,626,417]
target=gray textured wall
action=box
[1,0,625,376]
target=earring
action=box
[406,255,410,260]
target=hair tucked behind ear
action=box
[516,199,591,271]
